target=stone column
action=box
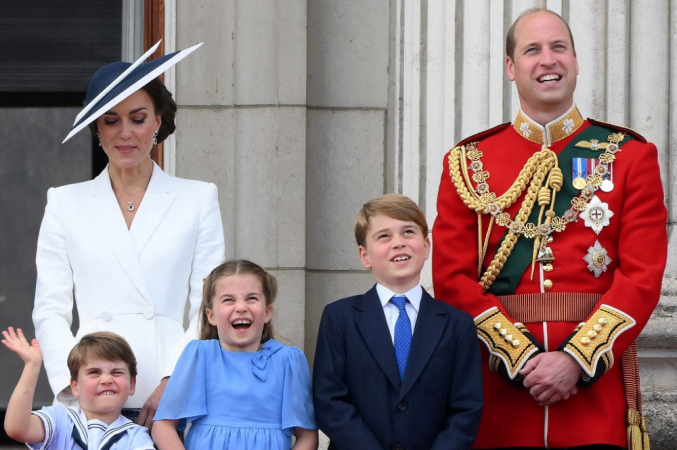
[304,0,394,360]
[172,0,309,348]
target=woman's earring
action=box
[153,130,158,146]
[97,132,102,147]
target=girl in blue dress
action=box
[152,260,317,450]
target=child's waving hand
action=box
[2,327,42,366]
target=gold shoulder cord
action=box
[447,144,559,291]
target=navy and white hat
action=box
[63,40,202,143]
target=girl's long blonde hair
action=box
[199,260,277,343]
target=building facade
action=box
[164,1,676,446]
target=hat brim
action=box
[63,41,202,143]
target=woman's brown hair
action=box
[199,260,277,343]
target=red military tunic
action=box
[432,105,667,448]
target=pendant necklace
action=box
[114,187,145,212]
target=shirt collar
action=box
[513,104,584,146]
[67,407,132,450]
[376,283,422,312]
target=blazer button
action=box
[397,401,408,412]
[143,308,155,320]
[101,311,112,322]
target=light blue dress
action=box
[155,339,316,450]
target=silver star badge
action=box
[584,240,612,278]
[580,195,614,235]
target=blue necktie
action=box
[391,295,412,380]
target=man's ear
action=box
[506,56,516,81]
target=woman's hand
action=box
[2,327,42,367]
[137,377,169,429]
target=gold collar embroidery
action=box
[513,105,584,146]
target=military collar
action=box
[513,104,584,146]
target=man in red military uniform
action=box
[432,8,667,450]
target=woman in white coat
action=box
[32,41,225,427]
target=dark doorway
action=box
[0,0,122,425]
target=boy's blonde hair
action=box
[67,331,137,379]
[354,193,429,247]
[199,260,277,343]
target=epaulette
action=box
[456,122,511,147]
[588,118,647,143]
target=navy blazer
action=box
[313,285,483,450]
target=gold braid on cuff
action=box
[475,307,540,379]
[563,304,635,377]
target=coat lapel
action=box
[399,289,446,400]
[354,286,402,390]
[84,166,153,304]
[129,162,177,256]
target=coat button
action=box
[101,311,112,322]
[397,401,408,412]
[143,308,155,320]
[543,279,553,290]
[542,263,553,272]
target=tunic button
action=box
[543,264,553,272]
[543,279,553,290]
[101,311,112,322]
[397,402,408,412]
[143,308,155,320]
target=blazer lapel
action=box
[354,286,402,390]
[84,167,153,303]
[129,162,177,256]
[399,289,446,400]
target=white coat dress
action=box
[33,162,225,407]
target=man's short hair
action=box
[67,331,138,379]
[506,8,576,60]
[354,194,429,247]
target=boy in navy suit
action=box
[313,194,483,450]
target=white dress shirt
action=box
[375,283,422,343]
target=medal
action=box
[584,240,612,278]
[573,177,587,190]
[572,158,588,190]
[580,195,614,235]
[592,158,614,192]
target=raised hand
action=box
[2,327,43,367]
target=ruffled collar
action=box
[513,104,584,146]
